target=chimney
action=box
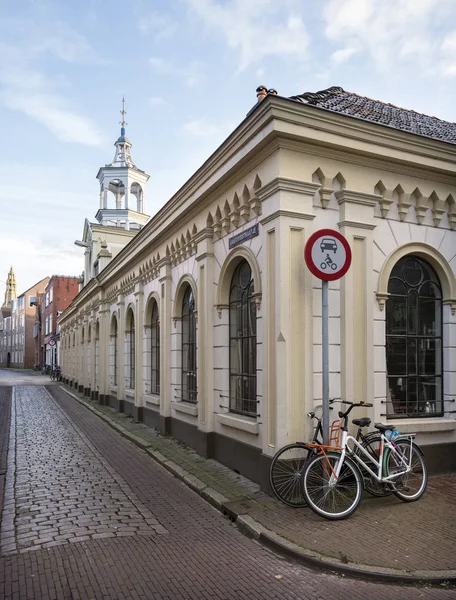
[256,86,268,102]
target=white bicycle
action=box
[301,401,428,520]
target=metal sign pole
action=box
[322,279,329,445]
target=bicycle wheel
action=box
[357,434,391,497]
[269,443,313,507]
[385,439,427,502]
[301,451,363,520]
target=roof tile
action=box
[290,86,456,145]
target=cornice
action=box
[256,177,320,201]
[267,97,456,170]
[335,189,380,207]
[338,220,376,230]
[261,210,315,225]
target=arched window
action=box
[182,286,197,403]
[110,317,118,386]
[386,256,442,418]
[126,311,135,390]
[151,301,160,395]
[229,260,257,416]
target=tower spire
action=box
[2,266,17,307]
[120,96,127,137]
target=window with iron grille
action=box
[151,301,160,395]
[229,260,257,416]
[111,319,117,386]
[181,286,197,403]
[129,316,135,390]
[386,256,443,418]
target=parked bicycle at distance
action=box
[301,401,428,520]
[50,366,61,382]
[269,399,389,508]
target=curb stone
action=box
[58,385,456,587]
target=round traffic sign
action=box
[304,229,352,281]
[48,339,56,347]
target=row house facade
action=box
[0,273,49,369]
[33,275,80,370]
[59,87,456,488]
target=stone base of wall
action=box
[143,407,169,436]
[123,399,134,417]
[421,442,456,474]
[63,386,456,489]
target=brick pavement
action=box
[1,387,167,556]
[56,385,456,583]
[0,387,11,518]
[1,379,455,599]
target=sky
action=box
[1,0,455,296]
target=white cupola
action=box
[95,98,150,231]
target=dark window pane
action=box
[418,338,441,375]
[407,338,417,374]
[419,297,441,336]
[229,260,256,416]
[386,337,406,375]
[407,290,418,335]
[386,256,443,419]
[388,277,406,295]
[181,286,197,403]
[403,259,423,287]
[387,296,407,334]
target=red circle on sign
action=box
[49,339,56,346]
[304,229,352,281]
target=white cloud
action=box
[331,47,359,66]
[138,11,177,38]
[184,0,310,71]
[149,96,170,108]
[0,65,104,146]
[149,57,172,74]
[0,163,94,292]
[0,28,105,146]
[181,119,221,137]
[323,0,456,75]
[441,30,456,75]
[149,57,206,88]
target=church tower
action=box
[2,267,17,319]
[77,100,151,287]
[2,267,17,312]
[95,98,150,231]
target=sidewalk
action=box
[59,385,456,585]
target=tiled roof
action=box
[290,86,456,145]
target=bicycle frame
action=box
[330,431,415,485]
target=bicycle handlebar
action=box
[338,401,373,420]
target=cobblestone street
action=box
[1,377,455,599]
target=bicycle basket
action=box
[329,419,342,447]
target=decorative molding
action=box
[375,292,390,311]
[215,303,228,319]
[260,210,315,225]
[256,177,320,202]
[335,189,379,207]
[443,299,456,316]
[252,291,262,311]
[195,252,215,262]
[171,401,198,417]
[338,220,376,230]
[216,413,259,435]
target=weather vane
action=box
[120,96,127,133]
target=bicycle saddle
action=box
[352,418,371,427]
[374,423,396,432]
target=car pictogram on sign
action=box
[304,229,352,281]
[320,238,338,253]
